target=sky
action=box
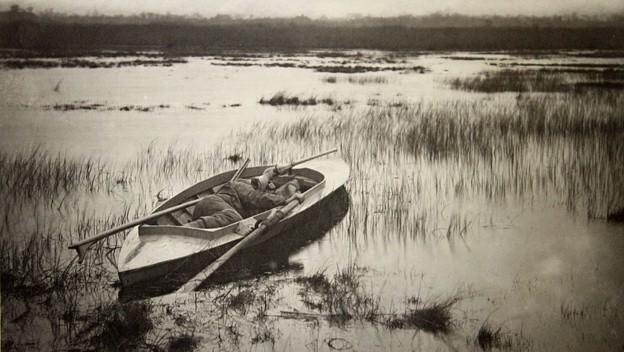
[2,0,624,18]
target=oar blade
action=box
[72,242,91,264]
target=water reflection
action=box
[119,186,350,300]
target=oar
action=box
[177,193,305,293]
[177,148,338,293]
[274,148,337,174]
[68,158,250,263]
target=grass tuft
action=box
[385,296,459,334]
[294,270,331,292]
[225,288,256,313]
[86,301,154,351]
[607,207,624,222]
[476,324,511,350]
[296,266,380,324]
[168,333,200,352]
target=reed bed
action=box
[0,148,106,201]
[2,84,623,349]
[446,69,566,92]
[236,90,624,221]
[445,68,624,92]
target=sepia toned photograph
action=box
[1,0,623,351]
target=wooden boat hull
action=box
[117,158,349,287]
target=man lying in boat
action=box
[184,167,304,229]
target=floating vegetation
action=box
[259,92,336,106]
[185,104,205,110]
[212,60,428,74]
[42,101,170,112]
[312,65,426,74]
[440,56,490,61]
[2,57,187,69]
[322,75,389,84]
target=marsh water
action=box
[2,51,624,351]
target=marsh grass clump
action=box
[347,75,389,84]
[168,333,200,352]
[385,296,459,334]
[322,75,389,84]
[259,92,335,106]
[295,268,459,332]
[294,270,331,292]
[0,222,101,301]
[41,101,170,112]
[250,329,275,345]
[560,303,587,320]
[446,69,566,92]
[606,207,624,222]
[83,301,154,351]
[226,153,243,163]
[0,148,106,201]
[475,324,513,350]
[296,266,380,324]
[474,322,534,351]
[446,68,624,93]
[225,288,256,313]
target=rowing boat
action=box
[117,158,349,287]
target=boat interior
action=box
[142,166,324,232]
[117,164,339,274]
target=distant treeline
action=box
[2,22,623,51]
[1,6,623,28]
